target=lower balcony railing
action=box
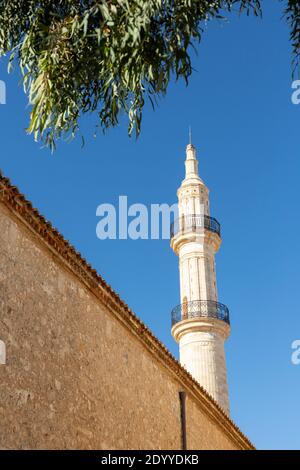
[171,300,230,326]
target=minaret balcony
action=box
[170,214,221,239]
[171,300,230,327]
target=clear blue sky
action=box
[0,2,299,450]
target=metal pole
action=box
[179,391,187,450]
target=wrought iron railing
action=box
[170,214,221,239]
[171,300,230,326]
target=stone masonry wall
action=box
[0,201,244,450]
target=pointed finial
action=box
[189,126,192,145]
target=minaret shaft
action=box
[179,247,217,303]
[171,143,230,414]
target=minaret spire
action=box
[184,137,199,180]
[170,141,231,414]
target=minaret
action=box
[170,141,230,414]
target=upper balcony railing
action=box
[171,300,230,327]
[170,214,221,239]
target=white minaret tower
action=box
[171,139,230,414]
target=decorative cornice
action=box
[171,230,221,255]
[172,317,231,342]
[0,171,255,450]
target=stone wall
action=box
[0,198,251,450]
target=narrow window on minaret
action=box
[182,296,188,320]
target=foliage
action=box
[0,1,297,149]
[283,1,300,73]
